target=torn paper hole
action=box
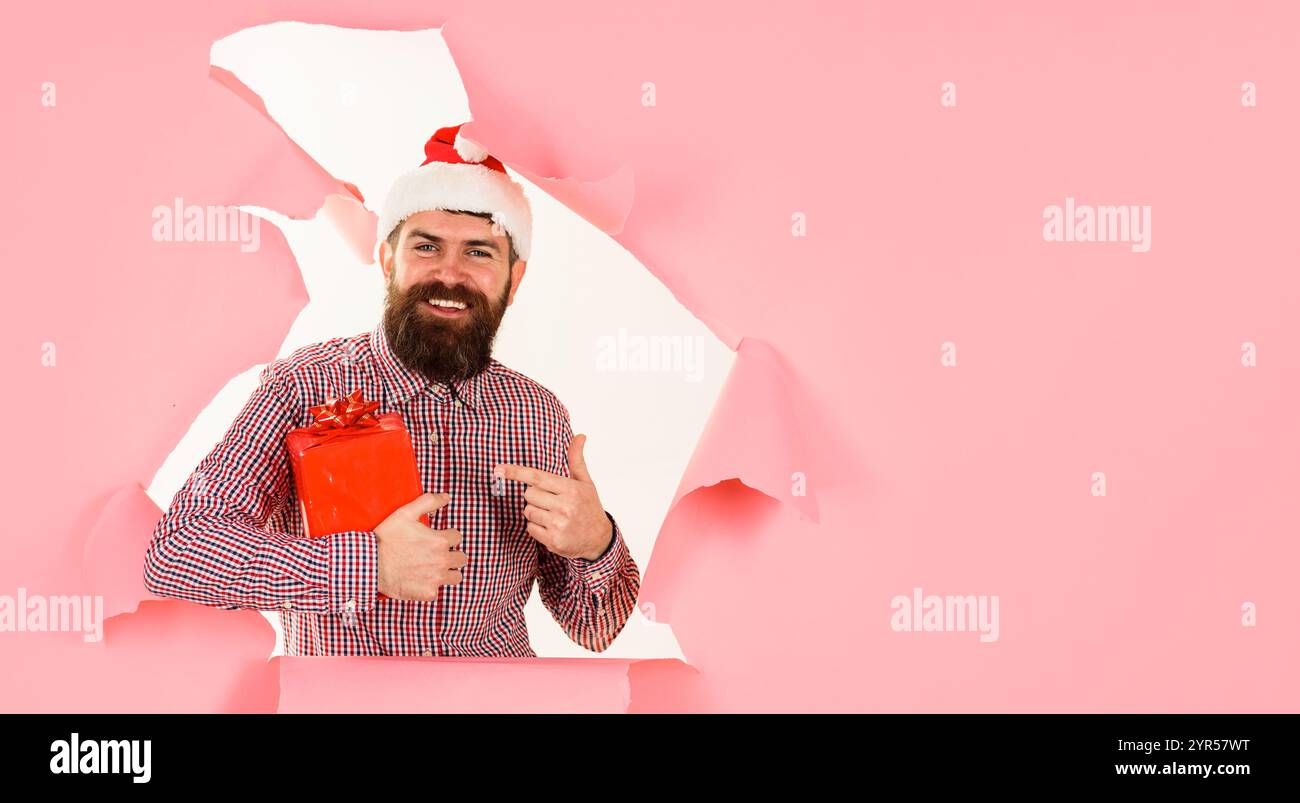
[103,21,733,664]
[98,22,812,677]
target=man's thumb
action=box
[402,492,450,520]
[569,434,592,483]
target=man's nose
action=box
[422,251,473,284]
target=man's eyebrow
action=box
[407,229,500,252]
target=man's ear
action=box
[378,238,394,283]
[506,259,527,306]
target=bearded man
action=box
[143,125,641,657]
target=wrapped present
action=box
[285,389,428,600]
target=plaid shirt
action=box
[143,321,641,656]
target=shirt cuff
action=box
[326,530,380,614]
[571,512,629,596]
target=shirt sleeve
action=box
[142,362,379,615]
[534,404,641,653]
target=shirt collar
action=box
[369,320,482,408]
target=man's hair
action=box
[385,210,519,267]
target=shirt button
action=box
[282,601,293,610]
[421,649,433,656]
[345,599,356,611]
[429,429,439,444]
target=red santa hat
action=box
[375,124,532,262]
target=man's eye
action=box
[415,243,436,251]
[469,250,491,257]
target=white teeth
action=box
[428,298,467,310]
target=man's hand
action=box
[374,492,468,600]
[495,434,614,561]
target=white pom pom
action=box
[454,132,490,163]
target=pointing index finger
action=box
[495,463,568,493]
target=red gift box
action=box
[285,389,428,601]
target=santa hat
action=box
[375,124,532,262]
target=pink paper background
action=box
[2,1,1297,712]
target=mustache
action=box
[399,280,485,307]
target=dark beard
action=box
[382,274,510,385]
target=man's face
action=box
[379,208,528,384]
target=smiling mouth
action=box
[425,298,470,318]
